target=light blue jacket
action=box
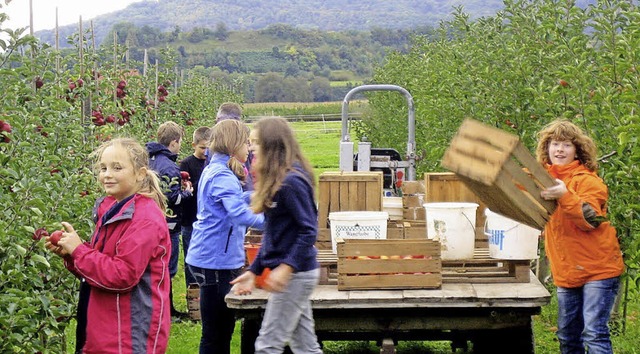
[186,153,264,270]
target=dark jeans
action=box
[189,265,242,354]
[169,230,180,277]
[180,225,197,286]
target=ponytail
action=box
[139,168,167,212]
[228,156,247,183]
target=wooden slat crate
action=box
[317,250,338,285]
[441,119,556,230]
[337,239,442,290]
[318,171,383,229]
[442,248,531,283]
[425,172,488,248]
[187,284,201,321]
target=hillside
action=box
[35,0,505,47]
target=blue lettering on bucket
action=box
[488,230,505,250]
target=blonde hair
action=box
[250,117,315,213]
[193,126,212,144]
[216,102,242,122]
[91,138,167,211]
[535,119,598,171]
[210,120,249,182]
[157,121,184,146]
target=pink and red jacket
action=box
[64,194,171,353]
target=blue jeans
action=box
[557,277,620,354]
[169,230,180,277]
[255,268,322,354]
[181,225,197,286]
[189,266,242,354]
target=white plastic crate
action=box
[329,211,389,253]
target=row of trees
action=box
[0,6,242,351]
[76,23,439,102]
[360,0,640,295]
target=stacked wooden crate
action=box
[336,239,441,290]
[316,171,383,250]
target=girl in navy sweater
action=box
[231,117,322,353]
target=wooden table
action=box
[225,271,551,353]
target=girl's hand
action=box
[541,178,568,200]
[230,271,256,295]
[45,236,68,257]
[52,222,83,255]
[265,264,293,293]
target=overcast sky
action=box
[3,0,143,33]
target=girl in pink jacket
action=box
[46,138,171,353]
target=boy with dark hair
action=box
[146,121,193,320]
[179,126,211,289]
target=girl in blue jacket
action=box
[186,119,264,353]
[231,117,322,354]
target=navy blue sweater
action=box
[249,166,319,275]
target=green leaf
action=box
[31,254,50,268]
[15,245,26,256]
[619,131,630,146]
[29,207,42,216]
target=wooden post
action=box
[113,32,118,104]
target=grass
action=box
[64,119,640,353]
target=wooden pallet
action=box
[441,248,531,283]
[441,118,556,230]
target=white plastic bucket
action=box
[485,208,541,260]
[424,202,478,260]
[329,211,389,253]
[383,197,403,220]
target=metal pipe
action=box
[341,84,416,180]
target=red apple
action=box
[49,230,63,246]
[117,80,127,89]
[105,115,116,123]
[559,79,569,87]
[76,78,84,88]
[35,77,44,89]
[33,228,49,241]
[180,171,190,181]
[0,120,12,143]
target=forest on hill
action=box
[34,0,506,47]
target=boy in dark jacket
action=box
[146,121,193,320]
[178,126,211,288]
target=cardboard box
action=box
[403,194,425,208]
[401,180,425,195]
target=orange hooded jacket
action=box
[544,160,624,288]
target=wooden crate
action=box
[337,239,441,290]
[425,172,488,247]
[187,284,201,321]
[317,250,338,285]
[442,249,531,283]
[318,171,383,229]
[441,119,556,230]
